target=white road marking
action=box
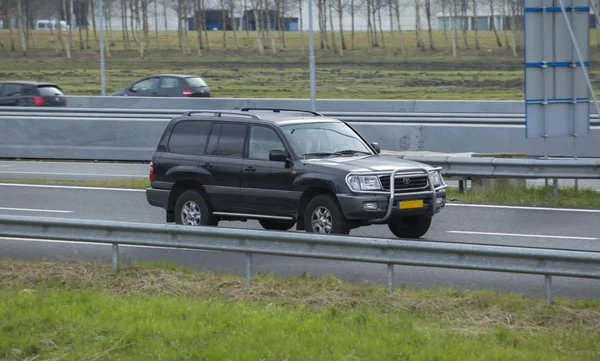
[0,207,73,214]
[446,203,600,213]
[0,183,145,192]
[0,165,11,168]
[0,171,144,177]
[0,237,219,253]
[447,230,598,241]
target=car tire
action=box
[259,219,296,231]
[387,216,432,239]
[304,194,350,235]
[174,190,217,226]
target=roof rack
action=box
[184,110,261,119]
[240,107,323,116]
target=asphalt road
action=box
[1,182,599,300]
[1,160,600,190]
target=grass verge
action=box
[2,177,599,209]
[0,259,599,361]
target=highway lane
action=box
[0,182,599,300]
[1,160,600,191]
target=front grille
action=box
[379,173,429,193]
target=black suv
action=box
[111,74,211,98]
[145,108,447,238]
[0,81,67,107]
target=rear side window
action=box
[185,77,208,88]
[206,123,247,158]
[1,84,23,97]
[37,86,64,96]
[168,121,212,155]
[161,78,180,89]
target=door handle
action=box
[201,163,212,169]
[243,166,256,172]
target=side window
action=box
[206,124,221,156]
[248,126,285,161]
[205,123,247,158]
[132,78,159,92]
[1,84,22,97]
[21,87,36,96]
[160,77,180,89]
[167,121,212,155]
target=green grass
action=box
[3,29,600,99]
[0,259,599,361]
[2,177,598,209]
[446,185,600,209]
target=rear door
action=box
[200,122,248,212]
[0,83,24,106]
[157,77,183,97]
[36,85,67,106]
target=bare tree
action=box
[471,0,479,50]
[63,0,72,58]
[488,0,502,47]
[17,0,26,55]
[424,0,434,50]
[393,0,405,55]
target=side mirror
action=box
[371,142,381,154]
[269,149,288,162]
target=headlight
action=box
[429,170,443,186]
[347,175,382,191]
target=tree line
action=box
[0,0,527,58]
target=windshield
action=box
[281,122,373,158]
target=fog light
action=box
[363,202,378,211]
[436,197,445,205]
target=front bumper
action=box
[337,189,446,222]
[339,166,448,223]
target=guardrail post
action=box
[245,253,253,287]
[575,179,579,194]
[545,275,553,305]
[112,243,119,272]
[387,264,394,294]
[553,178,559,200]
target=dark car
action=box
[110,74,211,98]
[0,81,67,107]
[145,108,447,238]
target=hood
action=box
[302,154,434,174]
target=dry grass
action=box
[2,259,599,334]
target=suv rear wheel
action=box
[304,195,350,235]
[174,190,217,226]
[259,219,296,231]
[387,216,432,239]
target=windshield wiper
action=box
[302,150,371,158]
[335,150,371,156]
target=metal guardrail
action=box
[401,155,600,179]
[2,105,600,125]
[0,214,599,305]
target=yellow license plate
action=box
[398,200,424,209]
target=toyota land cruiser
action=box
[146,108,447,238]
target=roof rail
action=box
[240,107,324,116]
[184,110,261,119]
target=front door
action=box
[240,125,294,216]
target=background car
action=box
[0,81,67,107]
[110,74,212,98]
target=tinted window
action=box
[132,78,159,91]
[248,126,285,160]
[206,123,247,158]
[1,84,23,97]
[161,78,180,89]
[185,77,208,87]
[206,124,221,156]
[37,86,64,96]
[168,121,212,155]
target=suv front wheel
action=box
[174,190,218,226]
[304,194,350,235]
[387,216,432,239]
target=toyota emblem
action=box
[402,177,411,185]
